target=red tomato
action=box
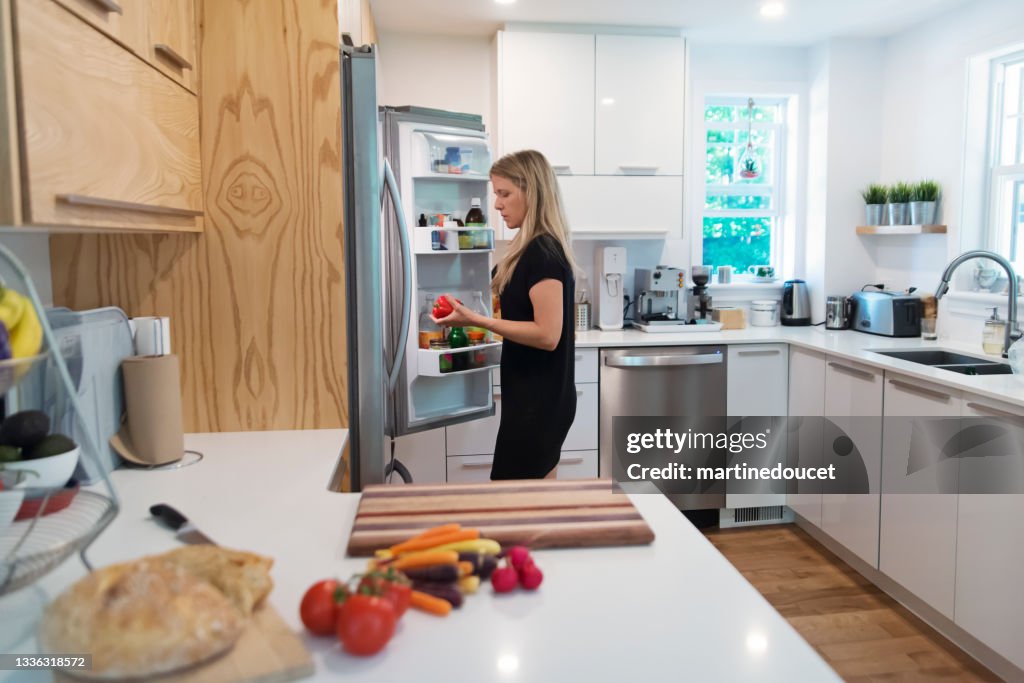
[336,595,397,656]
[358,569,412,618]
[300,579,347,636]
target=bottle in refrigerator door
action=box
[418,297,445,349]
[466,291,491,344]
[448,327,469,371]
[465,199,486,226]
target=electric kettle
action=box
[781,279,812,326]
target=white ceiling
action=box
[370,0,974,44]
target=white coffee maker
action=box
[594,246,627,330]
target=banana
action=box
[0,288,42,358]
[0,287,24,332]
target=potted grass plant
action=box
[910,180,940,225]
[860,184,888,225]
[887,182,912,225]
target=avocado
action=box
[25,434,76,460]
[0,444,20,462]
[0,410,50,448]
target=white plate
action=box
[750,276,779,284]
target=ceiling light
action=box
[760,2,785,18]
[601,97,616,106]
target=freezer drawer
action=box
[599,346,727,510]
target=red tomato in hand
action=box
[300,579,347,636]
[358,569,412,618]
[336,595,397,656]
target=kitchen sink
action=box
[934,363,1014,375]
[871,350,997,366]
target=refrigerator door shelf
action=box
[417,342,502,377]
[414,130,491,176]
[414,227,494,254]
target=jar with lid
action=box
[430,338,453,373]
[418,297,445,349]
[982,307,1006,355]
[458,232,473,250]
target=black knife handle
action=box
[150,503,188,530]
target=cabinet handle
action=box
[57,194,203,218]
[575,389,583,397]
[606,352,722,368]
[84,0,122,14]
[888,378,950,402]
[574,354,584,361]
[618,165,660,173]
[966,401,1020,418]
[560,457,584,465]
[827,361,875,381]
[737,349,782,356]
[551,165,572,175]
[154,44,194,70]
[461,461,493,470]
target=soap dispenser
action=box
[982,307,1006,355]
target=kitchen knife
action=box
[149,503,216,545]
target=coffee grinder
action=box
[686,265,713,322]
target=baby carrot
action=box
[409,523,462,541]
[391,550,459,571]
[411,590,452,616]
[457,561,474,577]
[389,529,481,555]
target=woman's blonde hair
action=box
[490,150,578,295]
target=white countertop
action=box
[576,326,1024,409]
[1,430,839,682]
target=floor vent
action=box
[719,505,794,528]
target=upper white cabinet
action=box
[879,374,961,618]
[787,346,826,527]
[823,357,883,568]
[595,35,684,176]
[498,32,595,175]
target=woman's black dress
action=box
[491,234,576,479]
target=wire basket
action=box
[0,243,118,596]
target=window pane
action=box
[705,194,773,210]
[1013,179,1024,263]
[705,105,737,122]
[739,104,781,123]
[702,216,772,271]
[707,129,735,144]
[705,146,735,184]
[705,146,775,185]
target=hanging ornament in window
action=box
[737,97,761,180]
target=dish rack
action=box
[0,244,118,595]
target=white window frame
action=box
[985,50,1024,266]
[701,96,788,274]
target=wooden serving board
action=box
[58,605,314,683]
[346,478,655,556]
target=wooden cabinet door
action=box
[787,346,825,526]
[52,0,147,55]
[879,373,961,618]
[594,35,684,176]
[727,344,788,509]
[145,0,198,92]
[499,31,594,175]
[955,396,1024,669]
[823,357,883,568]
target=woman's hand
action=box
[431,294,477,328]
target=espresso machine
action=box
[632,267,687,331]
[686,265,713,322]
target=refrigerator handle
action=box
[382,158,412,391]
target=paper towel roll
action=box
[110,354,184,466]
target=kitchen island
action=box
[0,429,839,682]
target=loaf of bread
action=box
[159,545,274,616]
[39,558,245,679]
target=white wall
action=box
[0,234,52,306]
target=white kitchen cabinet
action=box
[595,35,684,176]
[498,32,595,175]
[955,395,1024,669]
[447,449,599,484]
[558,175,683,238]
[787,346,826,527]
[878,373,961,618]
[563,383,599,451]
[727,345,788,509]
[822,357,883,568]
[385,428,447,484]
[445,385,502,456]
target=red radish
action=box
[519,562,543,590]
[506,546,531,570]
[491,566,518,593]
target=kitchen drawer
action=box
[574,348,598,383]
[563,382,598,451]
[143,0,197,92]
[15,0,203,232]
[446,385,502,456]
[52,0,147,56]
[446,450,598,483]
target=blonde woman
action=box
[433,150,577,480]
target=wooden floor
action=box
[703,525,1000,682]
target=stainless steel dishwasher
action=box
[600,345,727,510]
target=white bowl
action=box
[2,446,79,490]
[0,489,25,531]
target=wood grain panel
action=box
[0,0,21,225]
[705,525,1000,682]
[346,479,655,556]
[17,0,202,232]
[146,0,197,92]
[49,0,348,433]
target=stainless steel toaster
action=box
[850,291,921,337]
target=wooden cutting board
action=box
[57,605,314,683]
[346,478,655,556]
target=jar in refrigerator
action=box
[458,232,473,250]
[430,338,453,373]
[469,340,488,368]
[418,301,444,349]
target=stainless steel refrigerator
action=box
[342,45,497,491]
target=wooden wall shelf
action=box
[856,224,947,235]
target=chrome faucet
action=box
[935,250,1022,357]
